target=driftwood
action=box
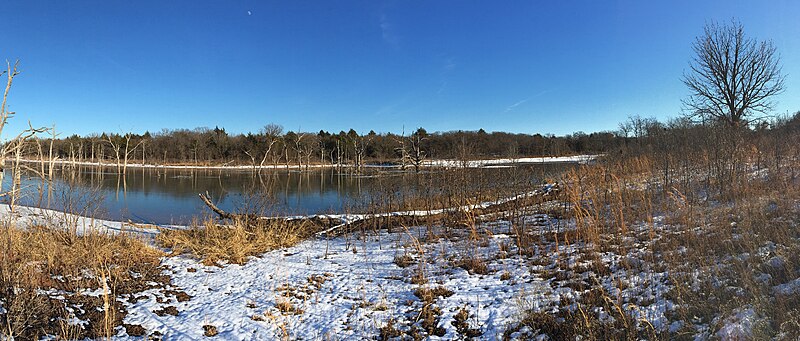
[199,184,560,236]
[198,192,236,220]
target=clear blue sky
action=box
[3,1,799,137]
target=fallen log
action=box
[198,183,560,237]
[198,192,235,220]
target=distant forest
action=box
[36,125,620,167]
[34,111,800,168]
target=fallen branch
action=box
[199,192,235,220]
[198,183,560,237]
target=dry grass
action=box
[504,127,800,339]
[0,224,165,340]
[156,217,313,265]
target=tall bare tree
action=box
[105,133,142,174]
[0,61,20,183]
[0,60,48,206]
[682,20,785,127]
[260,124,282,169]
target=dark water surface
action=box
[8,163,572,225]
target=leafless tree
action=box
[0,60,49,208]
[350,133,370,172]
[0,60,20,183]
[682,20,785,127]
[402,128,427,173]
[105,133,143,174]
[260,124,282,168]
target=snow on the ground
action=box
[118,217,673,340]
[424,155,598,168]
[716,307,758,340]
[0,190,678,340]
[122,224,541,339]
[0,204,166,238]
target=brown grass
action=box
[156,217,312,265]
[0,224,164,340]
[505,126,800,339]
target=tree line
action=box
[34,125,623,170]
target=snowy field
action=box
[117,218,670,340]
[0,203,674,340]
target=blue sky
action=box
[2,1,799,137]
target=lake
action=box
[7,163,574,225]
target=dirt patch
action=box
[154,306,179,317]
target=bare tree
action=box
[401,128,428,173]
[105,133,143,174]
[260,124,282,169]
[0,61,20,184]
[0,60,48,208]
[682,20,785,127]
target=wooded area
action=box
[34,125,623,168]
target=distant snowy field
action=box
[424,155,597,168]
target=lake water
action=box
[6,163,573,225]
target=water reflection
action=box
[6,163,570,225]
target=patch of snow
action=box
[424,155,598,168]
[774,278,800,296]
[716,308,757,340]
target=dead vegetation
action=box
[156,217,313,265]
[498,116,800,339]
[0,224,166,339]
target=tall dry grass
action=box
[157,217,313,265]
[510,121,800,339]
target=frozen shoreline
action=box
[17,154,598,171]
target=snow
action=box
[123,225,554,339]
[0,205,168,238]
[716,308,758,340]
[0,181,680,340]
[424,155,598,168]
[774,278,800,296]
[115,217,675,340]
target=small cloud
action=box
[504,99,529,113]
[437,57,456,94]
[503,91,549,113]
[443,58,456,72]
[380,13,399,47]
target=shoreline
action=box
[0,183,558,236]
[17,154,598,171]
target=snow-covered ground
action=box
[424,155,597,168]
[116,217,672,340]
[0,204,165,237]
[0,192,679,340]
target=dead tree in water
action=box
[5,124,48,209]
[198,183,560,237]
[105,133,143,174]
[397,128,427,173]
[48,125,58,179]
